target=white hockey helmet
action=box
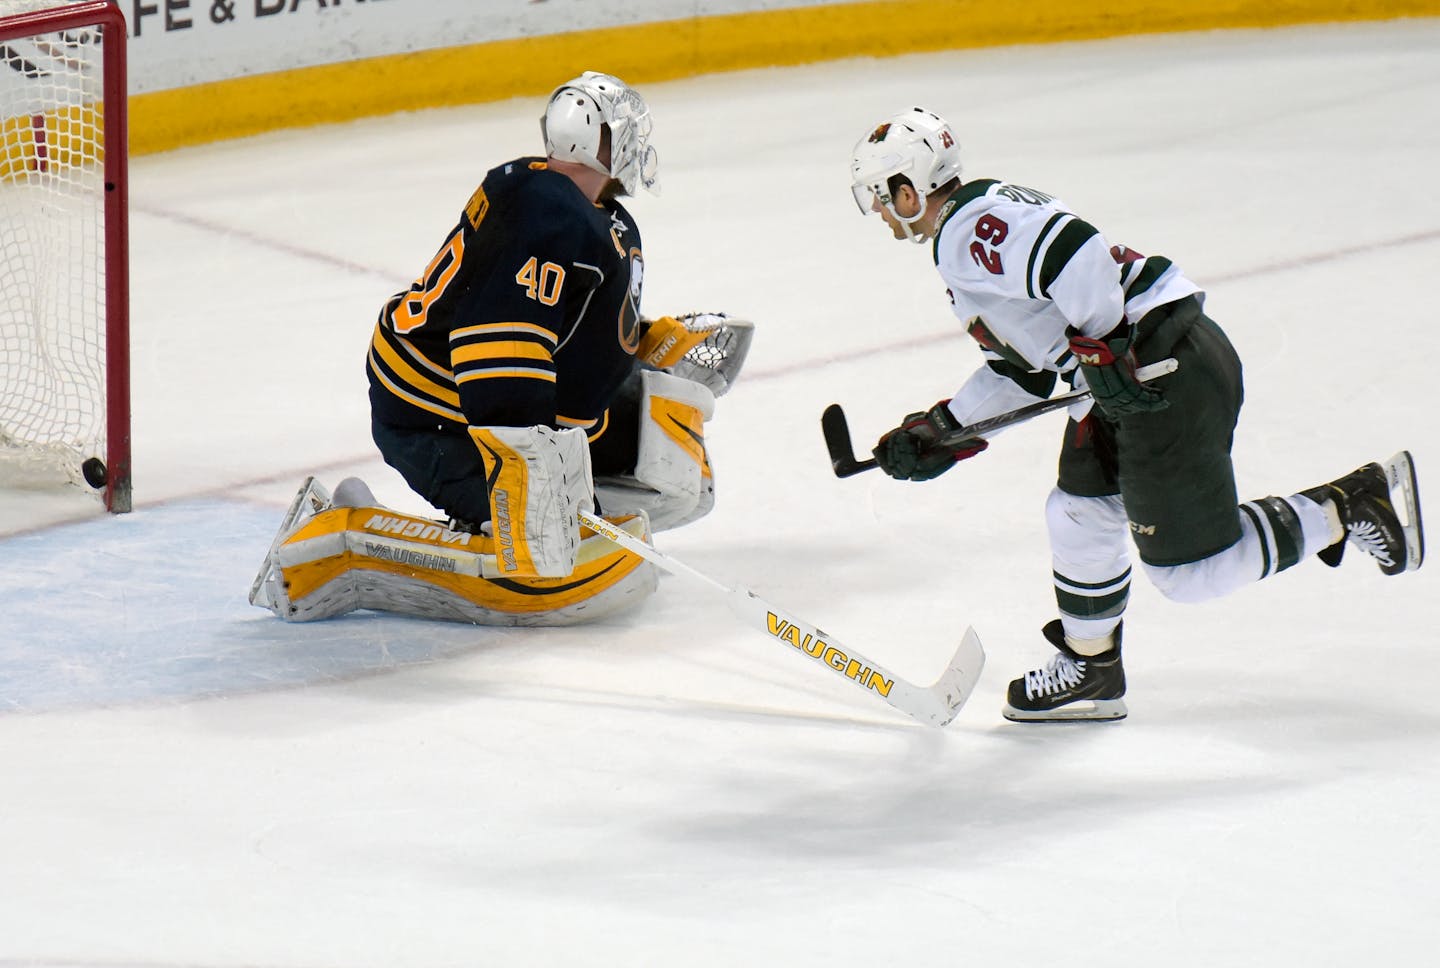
[541,71,659,196]
[850,107,962,242]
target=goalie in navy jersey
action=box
[845,107,1424,722]
[250,72,753,627]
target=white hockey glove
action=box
[470,425,594,578]
[636,312,754,397]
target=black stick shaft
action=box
[824,358,1177,478]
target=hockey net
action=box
[0,0,129,512]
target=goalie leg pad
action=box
[471,425,594,579]
[252,500,657,626]
[595,369,716,532]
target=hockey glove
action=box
[873,401,988,481]
[637,313,754,397]
[1067,322,1168,418]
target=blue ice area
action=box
[1,500,498,712]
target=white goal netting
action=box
[0,0,114,496]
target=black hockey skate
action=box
[1302,451,1424,575]
[1002,620,1128,723]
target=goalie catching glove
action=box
[470,424,593,578]
[636,312,754,397]
[1068,320,1168,418]
[873,401,988,481]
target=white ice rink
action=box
[4,19,1440,967]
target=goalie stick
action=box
[822,358,1179,478]
[578,509,985,727]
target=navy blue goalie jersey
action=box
[367,157,644,438]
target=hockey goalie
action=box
[249,71,753,628]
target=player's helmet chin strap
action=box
[891,198,929,243]
[852,178,931,244]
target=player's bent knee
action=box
[1140,538,1254,604]
[1046,488,1130,566]
[1141,562,1215,603]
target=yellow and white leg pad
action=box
[471,424,593,579]
[249,500,657,627]
[595,369,716,532]
[249,476,334,614]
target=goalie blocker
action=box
[250,477,658,626]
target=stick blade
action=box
[821,404,875,477]
[927,626,986,727]
[882,625,986,727]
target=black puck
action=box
[81,457,108,489]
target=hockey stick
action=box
[822,358,1179,478]
[577,509,985,727]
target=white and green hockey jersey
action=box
[935,178,1201,428]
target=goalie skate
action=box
[248,476,333,612]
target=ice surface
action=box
[2,20,1438,967]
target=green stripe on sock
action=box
[1240,502,1272,577]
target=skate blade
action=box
[1002,697,1129,723]
[1382,450,1424,572]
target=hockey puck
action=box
[81,457,108,489]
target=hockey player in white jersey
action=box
[847,107,1424,722]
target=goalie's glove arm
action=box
[872,400,988,482]
[637,314,711,369]
[636,312,754,397]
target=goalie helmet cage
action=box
[0,0,130,512]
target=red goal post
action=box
[0,0,130,512]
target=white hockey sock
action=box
[1290,492,1344,550]
[1064,629,1118,657]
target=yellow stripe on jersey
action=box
[392,330,456,382]
[451,340,555,365]
[450,322,558,387]
[452,321,557,345]
[370,324,462,407]
[556,414,599,431]
[584,409,611,443]
[366,347,466,423]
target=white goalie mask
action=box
[849,107,962,242]
[541,71,659,197]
